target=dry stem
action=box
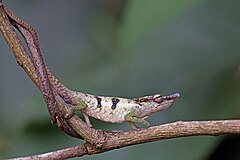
[12,120,240,159]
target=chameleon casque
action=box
[2,3,180,129]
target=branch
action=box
[0,4,39,87]
[1,2,240,160]
[0,2,107,144]
[12,120,240,159]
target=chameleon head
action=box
[153,92,180,110]
[136,92,180,118]
[154,92,180,103]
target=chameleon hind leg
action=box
[70,100,92,127]
[82,113,92,127]
[71,99,87,111]
[124,109,150,129]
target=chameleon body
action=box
[71,92,180,128]
[2,3,180,129]
[47,70,181,128]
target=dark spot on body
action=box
[95,96,102,108]
[111,98,120,110]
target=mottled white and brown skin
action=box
[72,92,180,129]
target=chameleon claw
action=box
[83,113,92,127]
[141,119,150,126]
[128,122,139,130]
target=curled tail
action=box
[46,67,79,105]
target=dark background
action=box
[0,0,240,159]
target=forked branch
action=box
[0,2,240,160]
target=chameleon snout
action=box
[162,92,180,101]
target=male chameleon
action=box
[1,2,180,129]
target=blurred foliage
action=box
[0,0,240,159]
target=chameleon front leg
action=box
[124,109,150,129]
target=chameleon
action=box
[69,92,180,129]
[1,2,180,129]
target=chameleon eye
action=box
[153,94,163,103]
[153,94,161,99]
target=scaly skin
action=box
[72,92,180,129]
[2,3,181,129]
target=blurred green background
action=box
[0,0,240,159]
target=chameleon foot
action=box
[128,122,138,130]
[125,109,150,129]
[83,113,92,127]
